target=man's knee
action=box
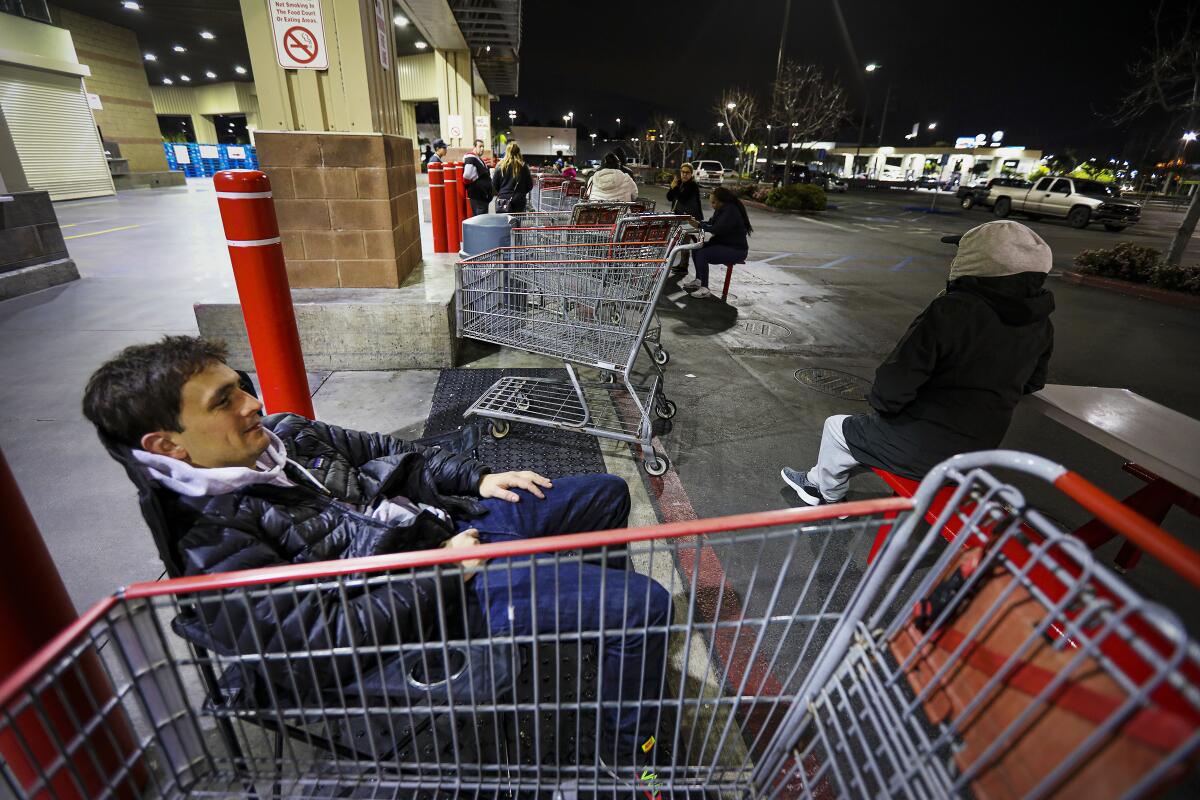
[822,414,849,444]
[587,473,630,526]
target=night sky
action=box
[508,0,1189,160]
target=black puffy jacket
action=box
[166,413,494,700]
[843,273,1054,479]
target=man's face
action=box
[473,142,484,155]
[436,146,447,157]
[155,362,267,468]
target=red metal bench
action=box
[719,259,746,301]
[867,468,973,562]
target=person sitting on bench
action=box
[782,220,1056,505]
[82,335,672,762]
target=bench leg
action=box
[1071,476,1180,573]
[721,264,734,301]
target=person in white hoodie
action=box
[586,153,638,202]
[82,335,672,764]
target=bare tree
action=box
[1113,2,1200,266]
[648,113,681,170]
[715,88,760,176]
[770,61,850,186]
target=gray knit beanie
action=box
[947,221,1053,280]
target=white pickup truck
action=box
[987,176,1141,232]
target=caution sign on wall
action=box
[270,0,328,70]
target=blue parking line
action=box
[814,255,855,269]
[890,256,916,272]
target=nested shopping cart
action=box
[455,229,697,475]
[3,451,1198,799]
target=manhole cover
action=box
[736,319,791,338]
[794,368,872,401]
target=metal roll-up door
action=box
[0,63,114,200]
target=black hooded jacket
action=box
[666,178,703,221]
[160,413,495,700]
[843,273,1055,479]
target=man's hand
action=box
[479,470,553,502]
[442,528,483,577]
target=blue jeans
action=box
[693,243,748,287]
[458,474,673,754]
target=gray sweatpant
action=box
[807,414,866,502]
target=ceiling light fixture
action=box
[162,77,173,84]
[234,65,247,75]
[122,1,140,10]
[393,14,409,26]
[200,31,215,40]
[173,45,186,52]
[414,41,428,49]
[144,53,156,61]
[205,70,216,78]
[179,74,191,82]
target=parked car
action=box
[958,177,1032,210]
[693,160,725,187]
[987,177,1142,231]
[826,177,848,193]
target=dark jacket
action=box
[666,179,703,221]
[463,153,493,203]
[701,204,749,251]
[843,273,1055,479]
[164,413,494,700]
[492,162,533,211]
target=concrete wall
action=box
[50,5,169,174]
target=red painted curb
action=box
[1060,270,1200,310]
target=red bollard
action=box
[214,170,316,419]
[428,162,448,253]
[0,446,145,799]
[443,162,462,253]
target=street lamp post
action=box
[854,62,881,178]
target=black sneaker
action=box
[781,467,829,506]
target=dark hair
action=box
[82,335,230,447]
[474,139,484,147]
[603,152,621,169]
[711,186,753,234]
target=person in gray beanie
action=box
[782,220,1056,505]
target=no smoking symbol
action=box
[283,25,318,65]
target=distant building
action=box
[760,141,1044,184]
[506,126,577,158]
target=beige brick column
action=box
[238,0,420,289]
[256,132,419,289]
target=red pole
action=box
[0,446,145,799]
[214,170,315,419]
[428,162,448,253]
[443,162,462,253]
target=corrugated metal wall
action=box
[396,53,436,101]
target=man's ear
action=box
[140,430,188,461]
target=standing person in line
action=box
[492,142,533,213]
[428,139,448,164]
[681,186,751,298]
[586,153,638,202]
[462,139,494,216]
[422,143,434,166]
[666,163,704,275]
[561,157,578,181]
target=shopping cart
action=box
[455,231,697,474]
[3,452,1198,799]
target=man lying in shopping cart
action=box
[82,335,672,765]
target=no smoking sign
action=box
[270,0,328,70]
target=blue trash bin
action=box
[460,214,511,257]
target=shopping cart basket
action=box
[3,452,1198,799]
[455,235,697,474]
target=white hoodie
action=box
[587,168,638,202]
[131,428,447,525]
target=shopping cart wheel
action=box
[490,420,511,439]
[644,454,670,476]
[653,347,670,366]
[655,398,677,419]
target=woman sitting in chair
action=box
[681,186,751,299]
